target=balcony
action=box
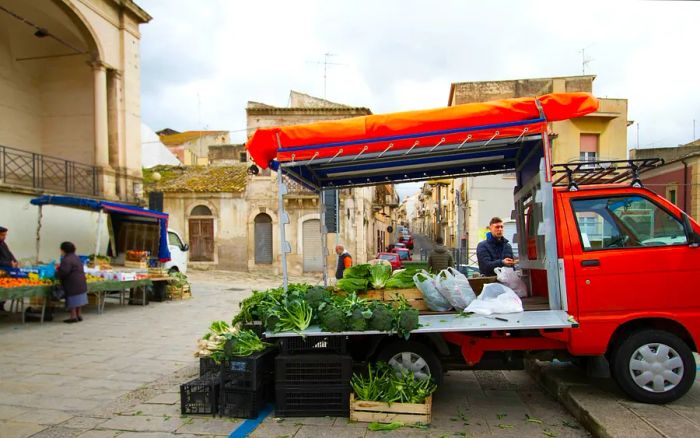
[0,145,98,196]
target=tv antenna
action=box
[308,53,345,99]
[579,45,594,75]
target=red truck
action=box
[247,92,700,404]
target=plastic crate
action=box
[199,357,219,377]
[220,347,276,390]
[277,335,347,354]
[219,382,266,418]
[275,354,352,386]
[180,376,219,416]
[275,384,349,417]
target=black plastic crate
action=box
[242,323,265,339]
[275,384,349,417]
[180,376,219,416]
[199,357,219,377]
[219,382,266,418]
[275,354,352,385]
[220,347,276,390]
[277,335,347,354]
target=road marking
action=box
[229,404,273,438]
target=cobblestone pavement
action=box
[0,270,587,437]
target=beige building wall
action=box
[0,0,151,201]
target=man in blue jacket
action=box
[476,217,515,276]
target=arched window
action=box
[191,205,212,216]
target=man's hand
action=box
[502,258,515,267]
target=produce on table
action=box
[304,286,331,309]
[385,269,418,289]
[343,264,371,279]
[395,297,420,340]
[89,254,112,269]
[0,277,53,288]
[126,250,149,262]
[336,277,369,293]
[368,302,395,331]
[195,320,269,363]
[351,362,437,404]
[86,274,104,283]
[369,263,392,289]
[318,301,347,332]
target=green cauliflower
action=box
[368,302,395,332]
[348,307,371,331]
[305,286,331,309]
[396,307,419,339]
[319,304,347,332]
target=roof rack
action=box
[551,158,664,191]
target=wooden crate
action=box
[383,288,428,311]
[124,260,147,269]
[359,289,384,301]
[167,284,191,300]
[468,276,497,294]
[350,394,431,425]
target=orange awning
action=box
[246,92,598,169]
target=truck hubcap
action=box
[629,343,684,393]
[388,352,430,380]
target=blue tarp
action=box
[30,195,171,261]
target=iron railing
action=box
[0,145,98,195]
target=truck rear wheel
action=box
[376,340,443,385]
[611,329,695,404]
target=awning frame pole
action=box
[319,189,328,287]
[276,134,290,292]
[95,210,104,260]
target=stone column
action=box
[92,62,115,197]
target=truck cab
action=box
[165,229,189,274]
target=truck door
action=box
[565,193,693,319]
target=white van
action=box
[165,229,189,274]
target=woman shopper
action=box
[57,241,87,323]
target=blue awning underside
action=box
[277,134,545,191]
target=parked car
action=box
[393,242,407,248]
[391,247,412,262]
[376,252,402,270]
[398,234,414,250]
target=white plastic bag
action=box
[464,283,523,315]
[435,267,477,311]
[413,270,452,311]
[494,267,528,298]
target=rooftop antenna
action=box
[308,53,345,99]
[579,45,594,75]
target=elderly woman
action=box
[56,241,87,323]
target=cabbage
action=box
[343,264,371,279]
[337,278,370,293]
[386,269,417,289]
[369,264,392,289]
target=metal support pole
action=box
[277,168,290,292]
[95,211,104,260]
[319,190,328,286]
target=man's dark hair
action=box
[60,241,76,254]
[0,226,7,233]
[489,217,503,226]
[435,236,444,244]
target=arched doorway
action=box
[254,213,273,264]
[303,219,323,272]
[189,205,214,261]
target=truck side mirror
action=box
[181,243,190,252]
[682,213,700,247]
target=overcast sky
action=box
[138,0,700,198]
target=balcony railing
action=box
[0,145,98,196]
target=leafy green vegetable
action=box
[385,269,417,289]
[369,263,392,289]
[276,300,313,333]
[352,362,437,404]
[368,422,404,431]
[368,302,395,332]
[318,304,347,332]
[395,297,419,339]
[304,286,331,309]
[348,307,370,331]
[223,329,271,357]
[342,264,371,279]
[337,278,369,293]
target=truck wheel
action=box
[376,340,443,385]
[611,329,695,404]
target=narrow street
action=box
[0,270,588,438]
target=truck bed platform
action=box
[265,310,577,338]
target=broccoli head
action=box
[319,305,347,332]
[348,307,369,331]
[397,307,419,339]
[369,303,395,332]
[305,286,331,309]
